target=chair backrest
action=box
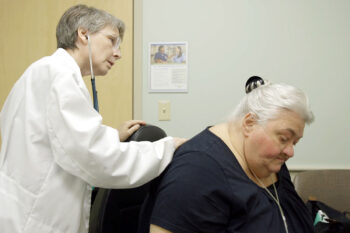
[89,124,167,233]
[293,169,350,212]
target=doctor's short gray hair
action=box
[230,81,315,125]
[56,4,125,49]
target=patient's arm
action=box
[150,224,173,233]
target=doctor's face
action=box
[89,26,122,76]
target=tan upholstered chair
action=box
[293,170,350,212]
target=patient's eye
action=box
[279,136,289,144]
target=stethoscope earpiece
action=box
[86,33,99,112]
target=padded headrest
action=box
[126,124,167,142]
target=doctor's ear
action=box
[77,28,89,44]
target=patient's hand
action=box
[150,224,173,233]
[117,120,145,142]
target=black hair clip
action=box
[245,76,265,94]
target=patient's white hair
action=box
[230,82,315,124]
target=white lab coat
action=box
[0,49,175,233]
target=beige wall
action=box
[0,0,133,146]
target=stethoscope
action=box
[86,35,99,112]
[86,33,121,112]
[86,34,99,193]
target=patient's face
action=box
[244,110,305,176]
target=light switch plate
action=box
[158,101,171,121]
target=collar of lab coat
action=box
[53,48,82,76]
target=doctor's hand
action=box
[173,137,187,149]
[118,120,146,142]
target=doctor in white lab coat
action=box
[0,4,185,233]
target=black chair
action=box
[89,124,167,233]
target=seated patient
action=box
[138,76,315,233]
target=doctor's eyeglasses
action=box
[104,34,121,50]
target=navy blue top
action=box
[138,128,314,233]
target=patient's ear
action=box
[242,113,257,136]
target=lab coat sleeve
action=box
[46,72,175,189]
